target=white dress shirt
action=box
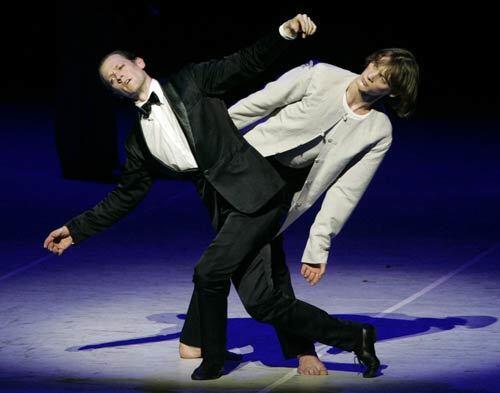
[136,79,198,171]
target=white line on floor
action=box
[257,242,500,393]
[0,191,191,284]
[0,255,53,282]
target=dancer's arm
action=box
[190,14,316,96]
[43,131,154,255]
[229,61,315,130]
[301,133,393,284]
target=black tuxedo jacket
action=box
[66,30,291,243]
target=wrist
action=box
[279,23,297,40]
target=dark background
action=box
[3,2,499,119]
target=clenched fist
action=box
[43,225,73,256]
[301,262,326,286]
[283,13,317,39]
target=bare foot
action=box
[179,342,201,359]
[297,355,328,376]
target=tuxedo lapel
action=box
[160,81,197,154]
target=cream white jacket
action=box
[229,61,393,264]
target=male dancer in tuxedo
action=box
[44,15,382,381]
[180,49,419,376]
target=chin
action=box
[357,80,368,90]
[358,85,368,93]
[127,92,138,100]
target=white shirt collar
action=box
[135,79,163,108]
[343,76,372,120]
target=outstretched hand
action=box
[43,225,73,256]
[283,14,317,39]
[301,262,326,286]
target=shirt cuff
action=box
[279,23,297,40]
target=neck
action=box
[136,75,153,103]
[346,79,383,114]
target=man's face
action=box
[356,58,392,97]
[99,54,148,99]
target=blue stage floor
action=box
[0,106,499,392]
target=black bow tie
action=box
[138,92,161,119]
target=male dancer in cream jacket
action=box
[233,52,419,280]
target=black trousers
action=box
[183,159,365,361]
[191,175,290,363]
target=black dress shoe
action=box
[191,360,224,380]
[224,350,243,361]
[354,324,381,378]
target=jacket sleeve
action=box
[65,131,154,244]
[301,133,392,264]
[189,29,293,96]
[229,61,315,130]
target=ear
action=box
[134,57,146,69]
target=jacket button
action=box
[296,202,302,207]
[305,181,311,187]
[314,158,321,164]
[203,169,209,175]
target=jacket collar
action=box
[159,79,196,154]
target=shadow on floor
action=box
[67,312,496,375]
